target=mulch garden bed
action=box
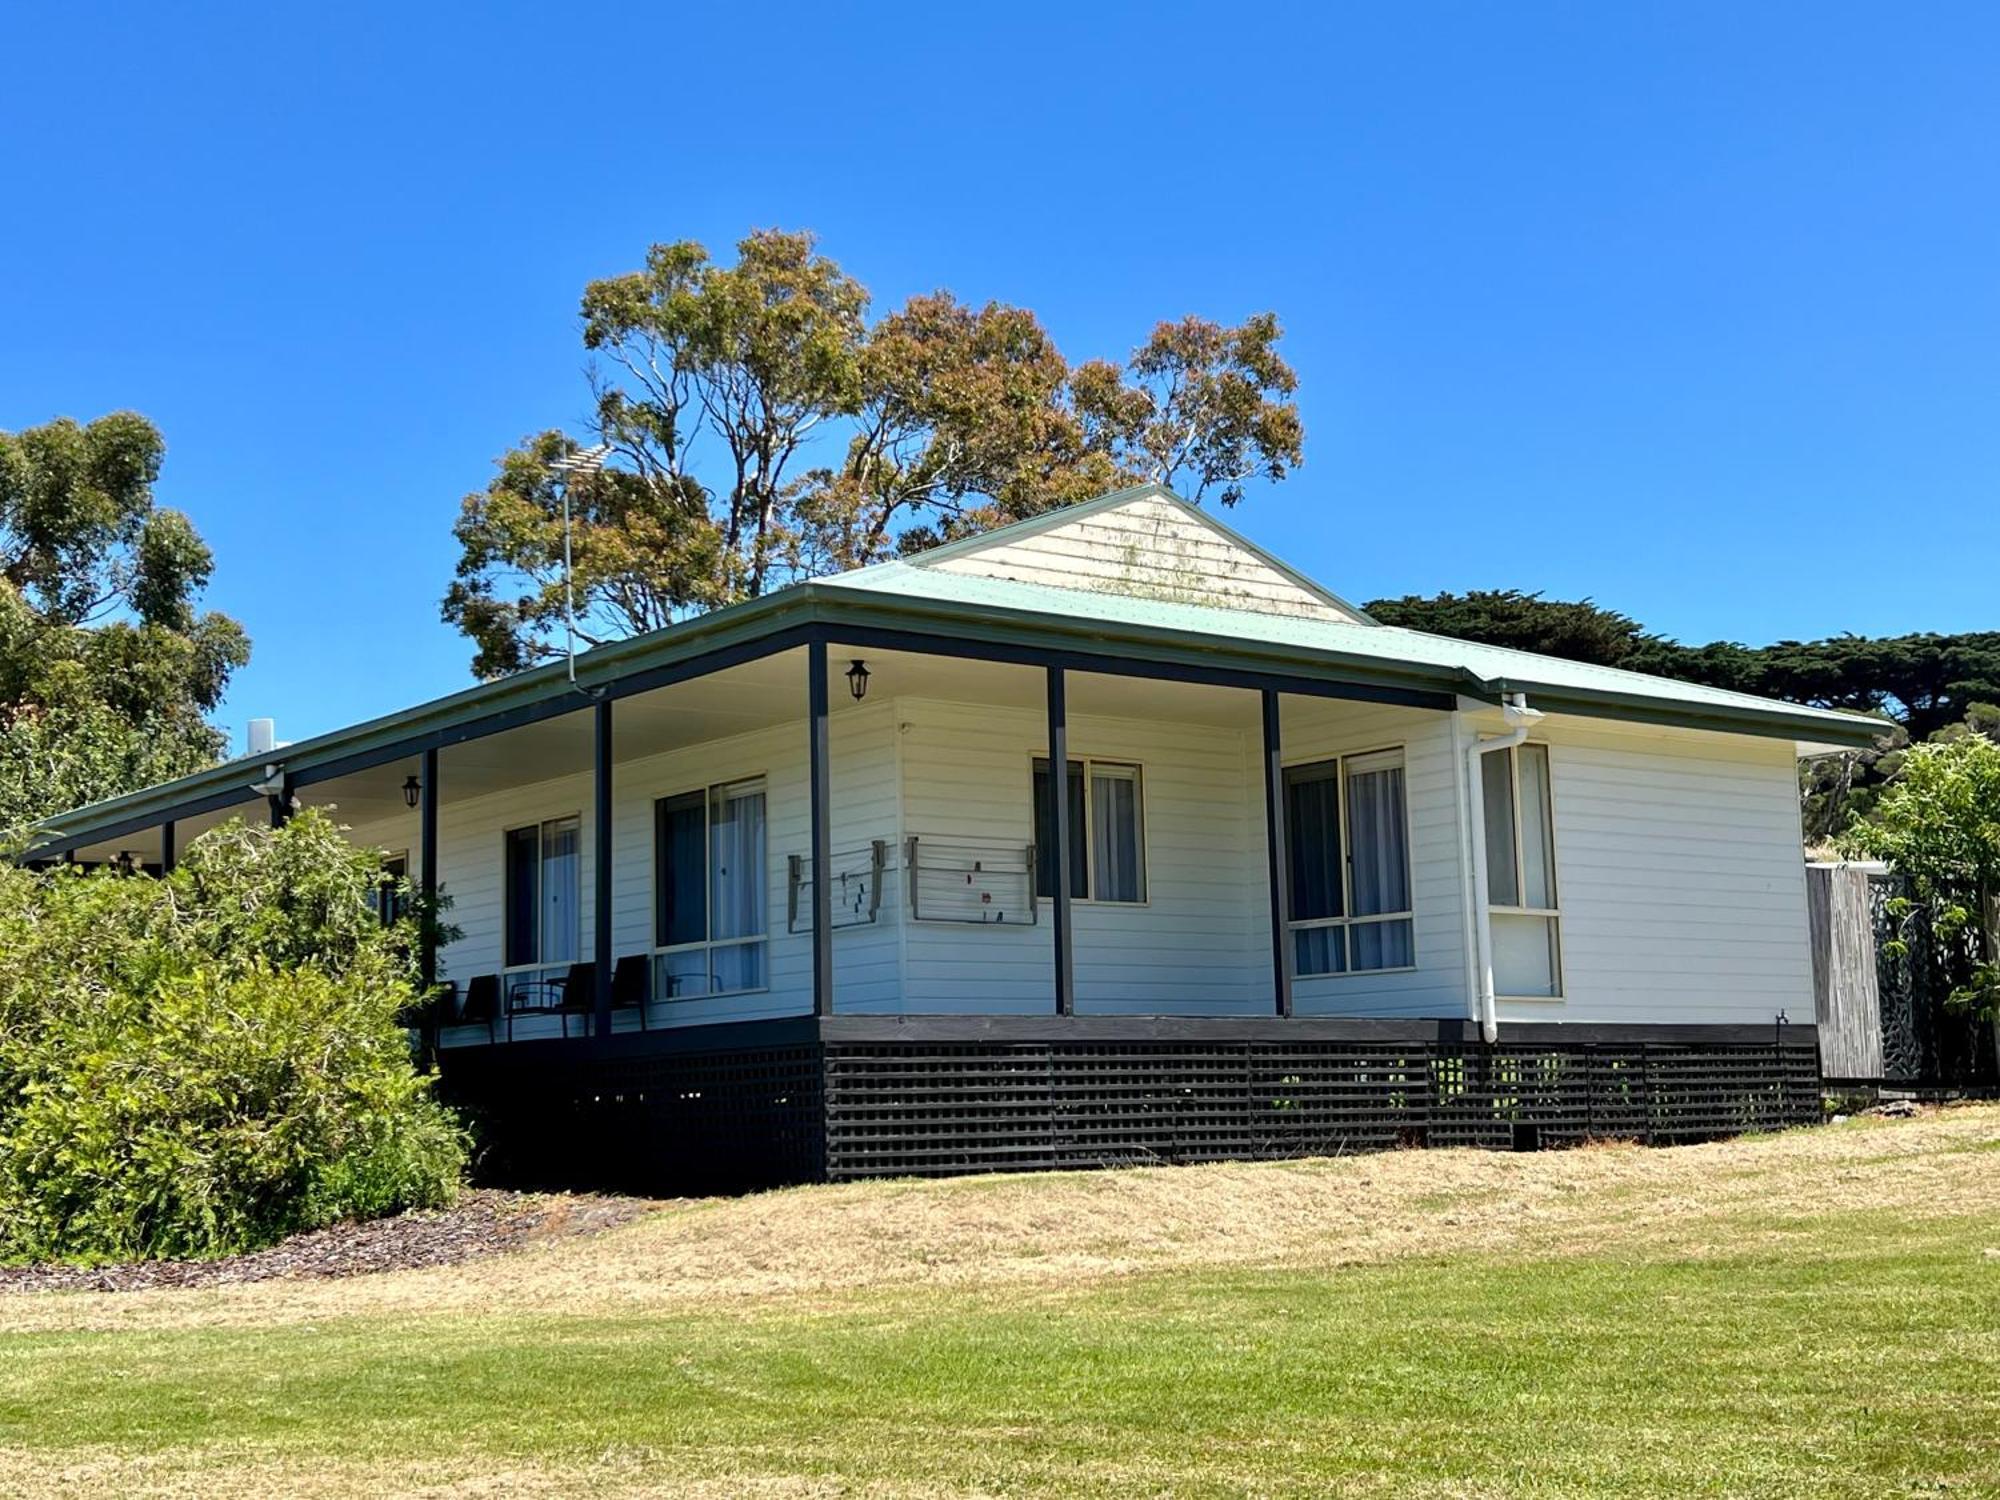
[0,1189,654,1295]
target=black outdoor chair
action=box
[460,974,501,1044]
[551,961,596,1038]
[611,953,651,1029]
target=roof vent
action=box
[247,718,277,757]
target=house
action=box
[27,484,1881,1190]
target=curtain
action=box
[1481,751,1520,906]
[1090,765,1145,902]
[1346,760,1409,916]
[504,825,539,967]
[1350,919,1414,970]
[709,783,766,992]
[1516,744,1556,909]
[1294,925,1346,976]
[655,791,706,948]
[1033,759,1088,899]
[1284,764,1343,922]
[540,817,579,965]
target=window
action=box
[1033,758,1146,903]
[373,851,409,927]
[654,778,768,998]
[1481,742,1561,998]
[1283,749,1414,976]
[503,816,580,1001]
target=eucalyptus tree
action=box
[0,412,248,837]
[442,228,1305,677]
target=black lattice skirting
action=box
[436,1017,1820,1194]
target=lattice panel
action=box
[823,1037,1822,1181]
[444,1030,1822,1192]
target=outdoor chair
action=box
[460,974,501,1044]
[611,953,651,1029]
[551,961,596,1038]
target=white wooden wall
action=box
[1277,701,1473,1018]
[895,698,1267,1014]
[1517,718,1813,1028]
[328,693,1815,1034]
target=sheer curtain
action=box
[540,817,580,966]
[1090,765,1145,902]
[1346,758,1413,969]
[1346,761,1408,915]
[708,783,766,991]
[1515,744,1556,909]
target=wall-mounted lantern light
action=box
[846,659,871,702]
[402,774,422,810]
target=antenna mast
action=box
[547,444,611,691]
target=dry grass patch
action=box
[5,1105,1995,1336]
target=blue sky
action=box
[4,3,1996,745]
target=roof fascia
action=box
[32,581,1883,852]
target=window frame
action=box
[1483,741,1565,1001]
[1029,753,1150,906]
[501,814,582,991]
[1282,744,1419,978]
[652,775,771,1000]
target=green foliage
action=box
[0,702,223,849]
[444,228,1304,677]
[0,412,249,838]
[1366,588,2000,741]
[0,811,464,1263]
[1364,588,1667,666]
[1840,735,2000,1019]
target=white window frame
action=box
[1030,753,1150,906]
[501,815,581,996]
[652,776,771,1000]
[1283,744,1419,977]
[1484,742,1565,1001]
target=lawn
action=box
[0,1109,1996,1497]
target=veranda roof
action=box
[26,508,1884,856]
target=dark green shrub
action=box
[0,811,466,1262]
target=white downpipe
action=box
[1465,694,1543,1045]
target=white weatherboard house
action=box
[33,485,1881,1188]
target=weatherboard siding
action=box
[1509,720,1814,1028]
[335,703,903,1043]
[328,697,1815,1036]
[923,493,1363,622]
[896,697,1268,1014]
[1277,701,1473,1019]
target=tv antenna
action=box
[548,444,611,693]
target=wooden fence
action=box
[1807,860,1998,1089]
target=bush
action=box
[0,811,466,1262]
[1841,734,2000,1021]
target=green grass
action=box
[1,1129,1997,1496]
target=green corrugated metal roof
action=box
[25,507,1886,854]
[822,559,1883,738]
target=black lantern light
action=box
[846,658,871,702]
[402,774,422,810]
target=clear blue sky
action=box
[5,3,1996,746]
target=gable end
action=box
[914,485,1371,624]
